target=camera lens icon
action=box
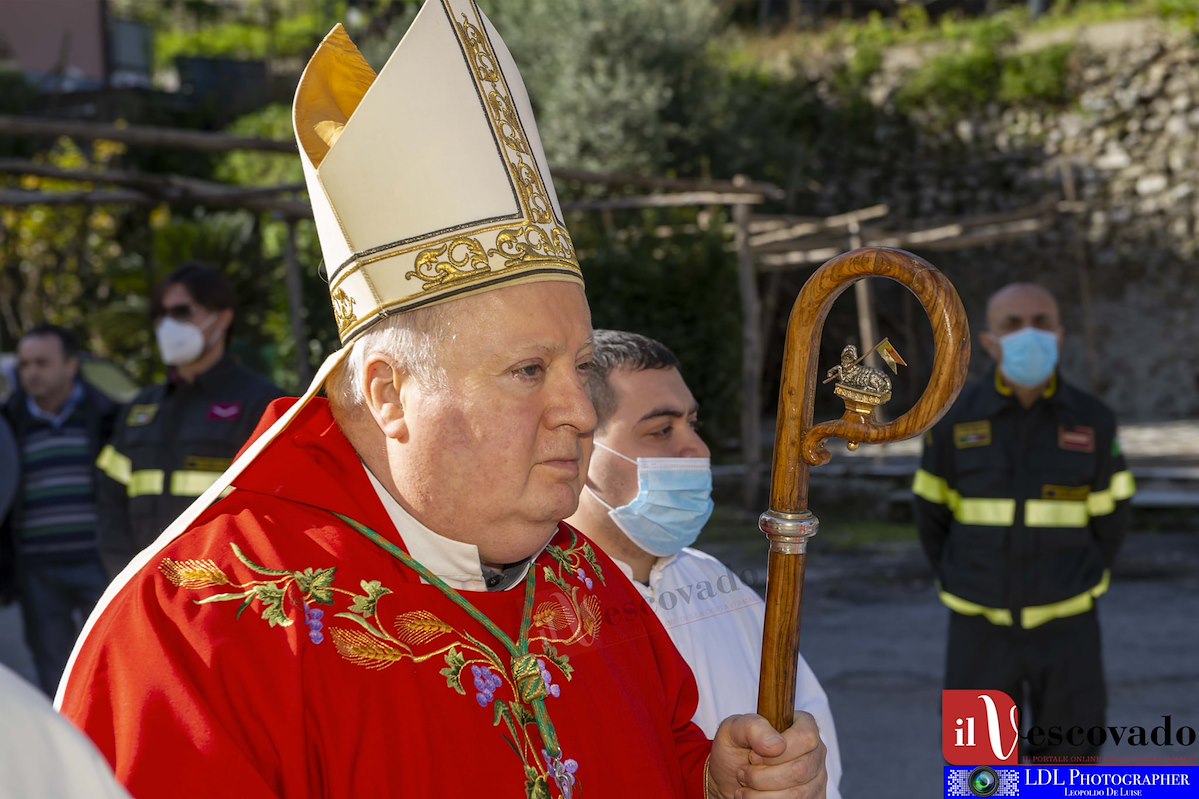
[968,766,1000,797]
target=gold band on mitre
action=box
[294,0,583,343]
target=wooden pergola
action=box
[0,114,1070,506]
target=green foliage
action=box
[215,103,303,186]
[156,10,328,70]
[458,0,723,177]
[999,43,1075,105]
[895,41,1004,117]
[895,2,932,34]
[575,210,742,451]
[894,18,1076,118]
[0,139,152,362]
[1154,0,1199,31]
[0,70,34,115]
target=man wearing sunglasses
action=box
[96,263,283,578]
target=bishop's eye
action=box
[514,364,545,379]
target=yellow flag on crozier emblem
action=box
[874,338,907,374]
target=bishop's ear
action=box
[364,356,407,440]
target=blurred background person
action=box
[96,263,283,578]
[566,328,843,797]
[913,282,1135,764]
[1,324,117,694]
[0,414,18,608]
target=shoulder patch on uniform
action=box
[953,420,991,449]
[127,404,158,427]
[1112,438,1123,457]
[1059,425,1095,453]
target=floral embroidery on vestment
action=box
[160,531,605,799]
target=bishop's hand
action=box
[707,711,827,799]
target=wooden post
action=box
[848,219,880,367]
[734,176,763,509]
[283,217,311,387]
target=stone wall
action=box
[802,22,1199,421]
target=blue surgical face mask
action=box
[586,442,714,558]
[998,327,1059,388]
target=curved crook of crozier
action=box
[771,247,971,513]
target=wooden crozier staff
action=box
[756,246,971,731]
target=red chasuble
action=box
[61,399,711,798]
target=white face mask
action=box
[587,442,714,558]
[156,317,213,366]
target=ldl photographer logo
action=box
[944,690,1021,766]
[946,767,1021,797]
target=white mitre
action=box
[294,0,582,343]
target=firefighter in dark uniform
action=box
[913,283,1135,764]
[96,263,283,577]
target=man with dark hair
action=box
[1,324,118,693]
[96,263,283,577]
[567,329,843,797]
[914,282,1135,764]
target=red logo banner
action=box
[944,690,1021,765]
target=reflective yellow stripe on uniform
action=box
[914,470,1017,526]
[951,496,1016,526]
[1111,470,1136,501]
[915,469,1134,527]
[96,445,132,485]
[1025,500,1089,528]
[937,589,1014,626]
[1085,470,1137,517]
[912,469,949,504]
[940,571,1110,629]
[1086,489,1115,516]
[128,470,164,498]
[1021,571,1110,629]
[170,470,221,497]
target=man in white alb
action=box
[566,329,843,798]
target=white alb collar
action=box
[363,464,533,592]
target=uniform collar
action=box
[979,366,1073,415]
[363,463,534,593]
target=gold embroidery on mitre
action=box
[511,158,552,225]
[331,288,358,334]
[487,90,531,156]
[490,224,576,268]
[451,7,553,226]
[407,237,492,289]
[455,11,499,83]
